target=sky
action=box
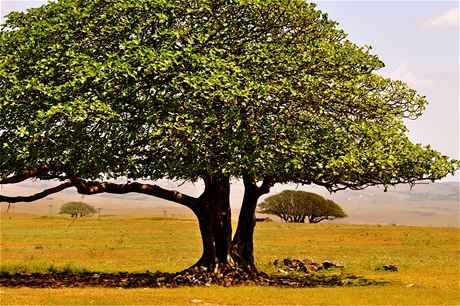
[1,0,459,184]
[313,1,459,173]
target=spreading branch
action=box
[70,177,199,209]
[1,171,199,209]
[0,165,66,184]
[0,181,74,203]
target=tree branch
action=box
[1,167,199,209]
[0,181,74,203]
[70,177,198,210]
[258,176,276,196]
[242,174,276,196]
[0,165,66,184]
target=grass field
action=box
[1,211,459,305]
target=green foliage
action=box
[258,190,347,223]
[0,0,457,189]
[59,202,97,217]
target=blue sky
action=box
[1,0,459,182]
[314,1,459,176]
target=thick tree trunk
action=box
[188,174,273,277]
[191,176,235,273]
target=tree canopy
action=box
[1,0,456,191]
[258,190,347,223]
[0,0,457,278]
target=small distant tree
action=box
[258,190,347,223]
[59,202,97,218]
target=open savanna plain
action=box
[1,211,459,305]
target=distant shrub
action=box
[258,190,347,223]
[59,202,96,218]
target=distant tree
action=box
[59,202,97,218]
[258,190,347,223]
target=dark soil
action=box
[0,269,388,288]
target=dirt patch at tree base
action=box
[0,270,388,288]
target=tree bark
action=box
[191,175,234,273]
[231,178,259,272]
[231,175,274,274]
[189,174,274,276]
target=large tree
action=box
[0,0,457,278]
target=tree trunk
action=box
[185,174,273,278]
[231,180,260,273]
[191,176,235,273]
[231,175,274,274]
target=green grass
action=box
[1,212,459,305]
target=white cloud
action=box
[387,62,457,88]
[388,62,434,87]
[421,7,459,29]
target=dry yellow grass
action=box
[1,286,458,305]
[1,212,459,305]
